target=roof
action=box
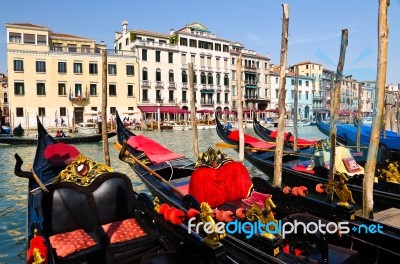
[6,22,48,29]
[50,32,94,41]
[294,61,323,66]
[132,29,170,39]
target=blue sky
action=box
[1,0,399,84]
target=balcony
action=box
[182,83,188,90]
[168,82,176,89]
[200,100,214,106]
[244,95,259,100]
[141,80,151,87]
[181,64,188,69]
[313,95,324,102]
[244,65,258,72]
[155,81,164,88]
[132,39,177,50]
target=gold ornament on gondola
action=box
[245,196,278,240]
[378,161,400,184]
[54,154,114,186]
[199,202,226,246]
[325,172,355,207]
[195,148,233,169]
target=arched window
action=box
[3,92,8,103]
[156,68,161,81]
[182,70,187,83]
[169,70,174,82]
[216,73,221,85]
[142,68,148,81]
[224,74,229,86]
[201,72,206,84]
[207,73,213,85]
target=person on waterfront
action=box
[60,130,66,137]
[97,112,102,134]
[60,117,65,127]
[55,130,61,137]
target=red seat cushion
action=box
[49,229,96,258]
[292,164,315,175]
[44,143,80,169]
[102,218,147,244]
[175,184,189,195]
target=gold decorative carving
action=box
[195,148,233,169]
[54,154,114,186]
[199,202,226,246]
[245,196,278,239]
[378,161,400,183]
[325,172,355,207]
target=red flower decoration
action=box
[222,211,234,222]
[315,183,325,193]
[283,186,292,194]
[169,209,186,225]
[297,186,308,197]
[215,210,224,222]
[164,207,175,221]
[187,208,200,219]
[235,208,246,219]
[159,203,171,215]
[291,187,299,196]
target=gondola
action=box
[0,131,116,144]
[115,111,398,263]
[218,116,400,210]
[253,116,318,148]
[316,118,400,153]
[14,116,228,264]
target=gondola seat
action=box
[42,172,157,264]
[283,213,360,264]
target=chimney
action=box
[170,29,175,35]
[122,20,128,34]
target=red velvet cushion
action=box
[292,164,315,175]
[44,143,80,169]
[49,229,96,258]
[102,218,147,244]
[189,161,252,208]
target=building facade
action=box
[6,22,139,128]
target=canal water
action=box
[0,126,325,263]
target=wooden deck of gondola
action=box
[356,207,400,229]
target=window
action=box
[108,64,117,75]
[224,75,229,86]
[231,86,236,96]
[208,73,213,85]
[168,52,173,63]
[142,49,147,61]
[191,55,195,64]
[231,58,235,65]
[109,84,117,96]
[81,45,90,53]
[73,62,82,74]
[156,51,161,62]
[75,83,82,98]
[215,43,221,51]
[14,82,25,95]
[231,70,236,81]
[180,37,188,46]
[169,90,174,102]
[299,80,302,86]
[127,84,133,97]
[125,38,129,46]
[190,39,197,47]
[68,44,77,52]
[14,59,24,71]
[207,57,211,67]
[223,45,229,52]
[9,32,21,43]
[169,70,174,82]
[3,93,8,103]
[110,107,116,115]
[142,90,149,101]
[182,71,187,83]
[142,68,148,80]
[200,56,205,66]
[182,91,187,102]
[291,79,295,85]
[147,38,155,43]
[58,62,67,73]
[216,74,221,85]
[38,107,45,117]
[181,53,186,64]
[60,107,66,116]
[90,84,97,96]
[291,90,294,100]
[159,40,166,44]
[306,65,309,69]
[36,61,46,73]
[58,83,66,96]
[156,90,162,102]
[156,69,161,81]
[201,73,206,84]
[217,93,221,103]
[193,73,197,84]
[198,41,205,48]
[306,81,309,87]
[24,33,35,44]
[275,77,278,84]
[126,65,134,76]
[16,107,24,117]
[91,107,97,112]
[275,89,279,98]
[299,91,302,100]
[89,63,98,74]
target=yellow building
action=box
[6,22,139,129]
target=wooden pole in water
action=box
[273,3,290,188]
[363,0,389,219]
[189,63,199,159]
[389,90,397,133]
[328,29,348,203]
[101,49,111,166]
[356,82,362,152]
[293,66,299,151]
[398,84,400,134]
[236,51,244,162]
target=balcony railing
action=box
[168,82,176,89]
[200,100,214,106]
[141,80,151,87]
[244,95,259,99]
[155,81,164,88]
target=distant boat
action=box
[76,122,98,134]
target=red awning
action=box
[197,109,214,114]
[138,106,185,114]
